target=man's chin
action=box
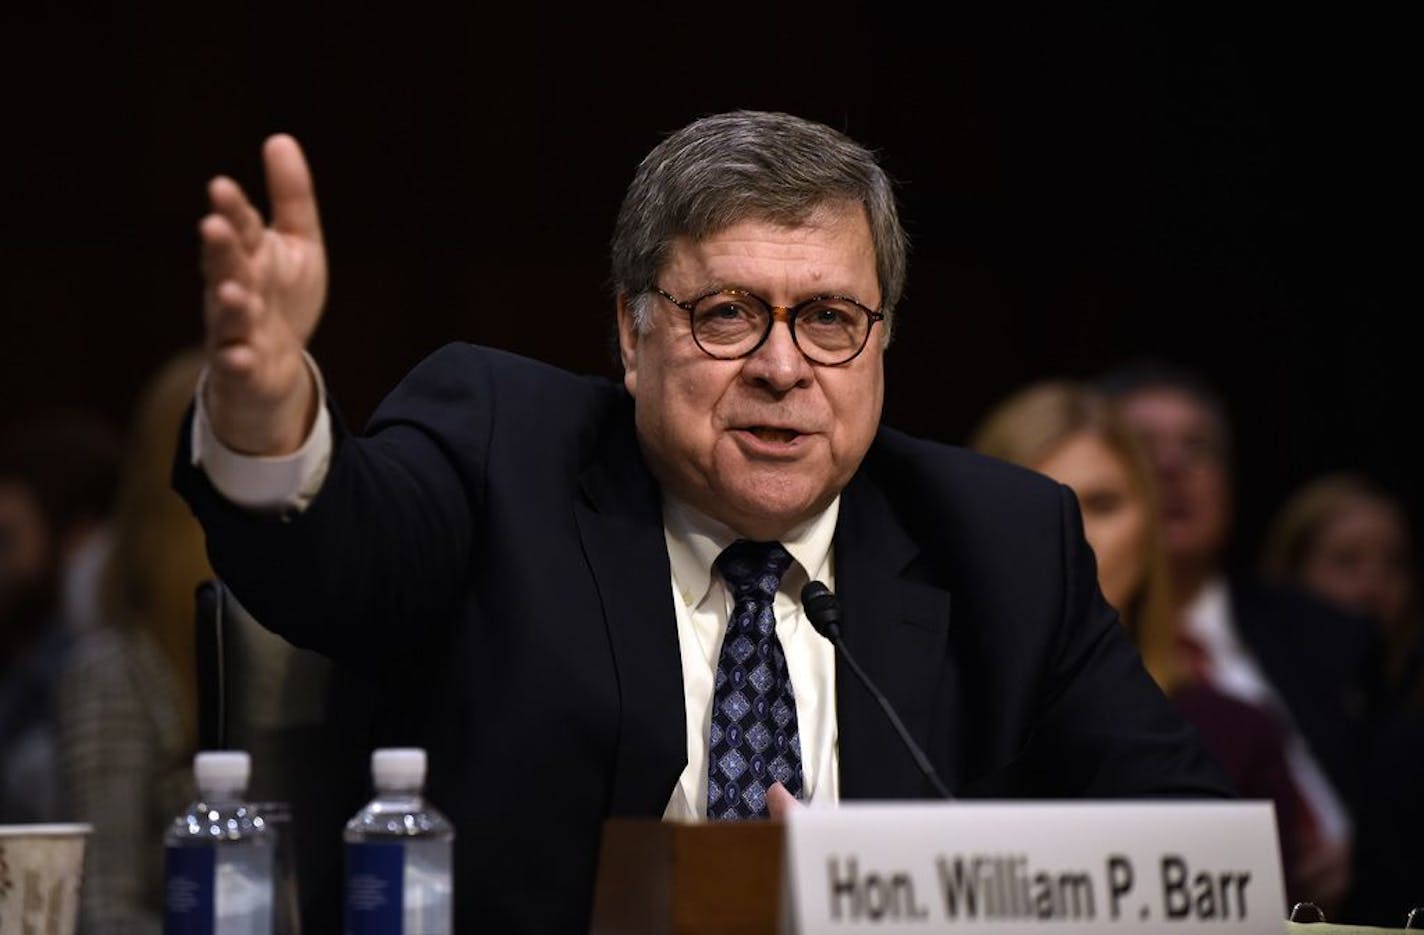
[707,486,829,541]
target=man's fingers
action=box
[766,782,801,821]
[263,134,322,239]
[205,281,265,349]
[199,214,255,288]
[207,176,266,253]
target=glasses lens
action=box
[691,293,768,357]
[795,300,870,363]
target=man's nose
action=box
[741,312,812,391]
[1140,436,1188,476]
[1154,445,1187,475]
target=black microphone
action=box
[801,580,953,800]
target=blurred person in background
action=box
[0,438,67,822]
[1,412,119,821]
[0,414,121,637]
[1263,472,1420,696]
[971,379,1315,907]
[1263,472,1423,926]
[971,382,1173,669]
[3,414,122,635]
[55,349,206,934]
[1100,357,1380,920]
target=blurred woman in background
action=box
[971,379,1330,911]
[1263,472,1420,697]
[1264,472,1423,926]
[972,381,1186,684]
[57,348,210,934]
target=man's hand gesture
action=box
[199,134,327,455]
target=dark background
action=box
[1,4,1412,576]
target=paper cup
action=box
[0,823,92,934]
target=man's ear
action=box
[616,293,639,396]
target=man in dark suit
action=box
[177,111,1232,931]
[1100,359,1380,917]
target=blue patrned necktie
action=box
[707,539,804,820]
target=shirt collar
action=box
[1181,573,1234,645]
[663,496,840,611]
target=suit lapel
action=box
[834,470,956,799]
[573,402,687,817]
[571,406,958,811]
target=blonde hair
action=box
[971,380,1185,692]
[99,349,213,735]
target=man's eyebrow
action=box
[687,283,874,305]
[694,281,749,296]
[666,282,762,301]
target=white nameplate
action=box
[782,801,1285,933]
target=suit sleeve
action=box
[172,344,488,666]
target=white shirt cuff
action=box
[190,352,332,512]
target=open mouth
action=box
[747,427,801,443]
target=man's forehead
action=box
[1121,388,1231,470]
[662,208,878,295]
[1124,387,1215,429]
[681,198,868,237]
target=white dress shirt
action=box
[191,359,841,820]
[190,355,332,511]
[1182,575,1351,844]
[660,496,839,820]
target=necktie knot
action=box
[715,540,792,600]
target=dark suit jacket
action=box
[1228,579,1380,813]
[174,343,1233,932]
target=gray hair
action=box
[611,110,908,340]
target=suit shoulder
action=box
[410,342,615,397]
[356,343,629,492]
[860,426,1075,565]
[1231,576,1371,632]
[373,342,623,432]
[1229,576,1380,660]
[867,425,1066,508]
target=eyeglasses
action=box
[652,287,885,366]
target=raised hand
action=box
[199,134,328,455]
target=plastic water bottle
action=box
[344,748,454,934]
[164,750,275,934]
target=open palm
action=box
[199,134,327,454]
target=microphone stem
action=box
[835,636,953,800]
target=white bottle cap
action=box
[371,747,427,792]
[194,750,250,797]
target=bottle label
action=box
[165,846,216,933]
[165,845,275,934]
[345,842,404,934]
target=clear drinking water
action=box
[164,750,275,935]
[344,748,454,934]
